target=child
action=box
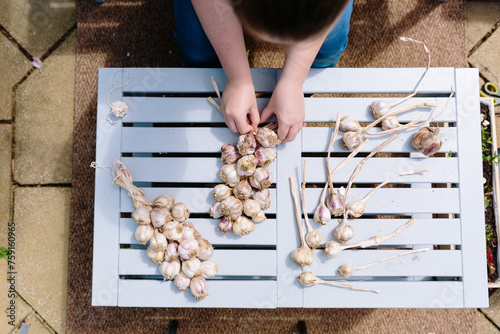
[174,0,353,142]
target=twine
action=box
[106,69,132,124]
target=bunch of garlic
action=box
[210,127,279,236]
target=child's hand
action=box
[260,81,305,142]
[221,80,260,134]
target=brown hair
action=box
[232,0,350,42]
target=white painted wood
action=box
[119,249,276,277]
[118,279,277,308]
[92,68,123,306]
[120,218,277,246]
[312,249,462,277]
[455,68,488,307]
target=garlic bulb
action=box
[232,216,255,236]
[159,259,181,280]
[146,244,165,263]
[181,221,201,240]
[326,192,345,217]
[132,206,151,225]
[152,195,175,210]
[200,260,218,278]
[291,244,313,267]
[252,210,267,223]
[170,203,190,223]
[346,200,365,218]
[218,217,233,234]
[190,276,208,300]
[338,264,355,278]
[233,179,253,200]
[209,201,223,219]
[178,238,200,260]
[341,131,362,151]
[412,126,442,156]
[219,196,243,220]
[334,220,354,243]
[339,116,362,132]
[162,220,184,241]
[173,271,191,291]
[212,184,232,202]
[305,230,322,250]
[381,115,400,131]
[313,202,331,225]
[150,207,173,228]
[371,100,391,119]
[249,167,272,189]
[165,241,179,262]
[197,238,214,260]
[298,271,320,287]
[252,188,271,210]
[237,133,257,155]
[254,146,276,167]
[220,164,241,187]
[134,224,154,245]
[150,231,168,251]
[324,240,343,258]
[236,154,258,177]
[182,257,202,278]
[243,199,263,219]
[256,127,281,148]
[221,144,241,164]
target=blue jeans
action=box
[173,0,353,68]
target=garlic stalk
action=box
[301,161,322,249]
[298,271,380,293]
[289,177,313,267]
[190,276,209,300]
[159,259,181,280]
[113,159,151,210]
[346,169,429,218]
[324,218,415,258]
[338,248,430,278]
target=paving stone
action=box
[0,125,12,247]
[478,311,500,334]
[0,0,76,58]
[14,32,76,184]
[11,313,56,334]
[469,28,500,85]
[14,187,71,334]
[466,2,500,52]
[0,35,32,121]
[482,289,500,326]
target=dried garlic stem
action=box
[326,113,342,194]
[302,161,322,249]
[317,277,380,293]
[207,77,223,114]
[354,248,430,271]
[113,159,151,209]
[290,177,307,247]
[410,89,454,128]
[299,272,379,293]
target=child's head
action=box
[231,0,350,44]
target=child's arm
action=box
[192,0,259,134]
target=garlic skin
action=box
[313,202,331,225]
[159,259,181,280]
[237,133,257,155]
[346,200,365,218]
[298,271,320,287]
[209,201,223,219]
[170,203,190,223]
[132,206,151,225]
[381,115,400,131]
[162,220,184,241]
[182,257,202,278]
[326,192,345,217]
[254,146,277,167]
[233,179,253,200]
[150,231,168,251]
[146,244,165,263]
[150,207,173,228]
[221,144,241,164]
[412,126,442,157]
[334,220,354,243]
[243,199,263,219]
[165,241,179,262]
[190,276,208,300]
[219,196,243,220]
[134,224,154,245]
[197,238,214,260]
[152,195,175,210]
[341,131,362,151]
[212,184,232,202]
[181,221,201,240]
[339,116,362,132]
[200,260,218,278]
[251,210,267,223]
[291,245,313,267]
[178,238,200,260]
[256,127,281,148]
[252,189,271,210]
[249,167,272,189]
[236,154,258,177]
[173,271,191,291]
[338,264,355,278]
[305,230,322,250]
[220,164,241,187]
[371,100,391,119]
[232,216,255,236]
[218,217,233,234]
[324,240,343,258]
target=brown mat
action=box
[68,0,473,333]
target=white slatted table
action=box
[92,67,488,308]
